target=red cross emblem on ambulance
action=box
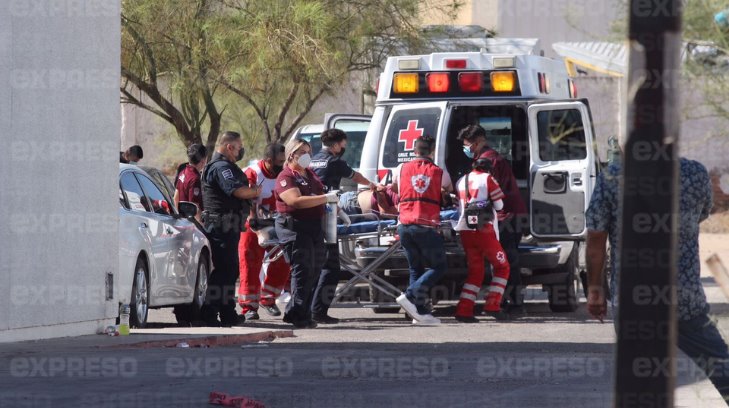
[398,120,424,151]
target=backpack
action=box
[464,172,494,229]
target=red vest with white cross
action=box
[399,158,442,227]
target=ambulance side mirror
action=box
[178,201,198,219]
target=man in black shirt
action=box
[201,131,260,327]
[309,129,378,323]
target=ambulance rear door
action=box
[322,113,372,191]
[377,102,448,183]
[527,101,596,240]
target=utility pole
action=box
[615,1,682,407]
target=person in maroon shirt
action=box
[174,144,208,222]
[274,138,338,329]
[458,124,528,314]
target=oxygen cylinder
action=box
[323,202,339,244]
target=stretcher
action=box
[259,210,460,309]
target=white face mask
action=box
[297,153,311,168]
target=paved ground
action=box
[0,234,728,407]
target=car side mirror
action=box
[178,201,198,219]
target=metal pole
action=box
[615,0,682,407]
[615,1,682,407]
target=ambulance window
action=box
[479,117,513,162]
[537,109,587,161]
[383,108,441,168]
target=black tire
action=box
[130,257,149,328]
[174,253,209,325]
[369,271,400,314]
[548,247,579,313]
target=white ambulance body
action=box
[324,51,599,313]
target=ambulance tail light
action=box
[393,73,419,94]
[538,72,550,94]
[458,72,483,92]
[426,73,450,93]
[445,59,467,69]
[568,79,577,98]
[490,71,516,92]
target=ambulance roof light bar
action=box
[398,59,420,70]
[492,57,516,68]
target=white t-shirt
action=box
[454,170,505,232]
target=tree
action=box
[121,0,463,151]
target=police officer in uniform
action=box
[309,129,378,323]
[201,131,261,326]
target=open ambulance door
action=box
[322,113,372,191]
[527,101,596,240]
[377,102,448,184]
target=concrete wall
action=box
[574,75,729,170]
[0,1,120,342]
[496,0,621,57]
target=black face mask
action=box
[272,164,284,175]
[339,147,346,157]
[235,146,245,162]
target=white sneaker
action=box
[396,293,421,320]
[412,314,441,325]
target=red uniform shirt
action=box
[274,166,325,220]
[176,164,204,211]
[478,148,527,218]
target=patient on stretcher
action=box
[339,185,400,219]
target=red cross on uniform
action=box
[398,120,424,151]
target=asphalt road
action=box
[2,284,727,408]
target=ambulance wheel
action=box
[174,252,209,325]
[547,248,579,313]
[369,271,400,314]
[130,257,149,328]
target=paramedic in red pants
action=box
[392,136,453,325]
[454,158,510,322]
[458,124,528,313]
[238,143,290,320]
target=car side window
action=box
[136,174,174,216]
[120,172,152,212]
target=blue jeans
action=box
[678,314,729,401]
[398,224,447,315]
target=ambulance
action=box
[323,50,600,313]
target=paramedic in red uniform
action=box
[237,143,290,320]
[174,143,208,222]
[392,136,453,325]
[458,124,528,313]
[453,158,510,322]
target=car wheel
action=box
[130,257,149,328]
[547,247,579,313]
[175,254,209,325]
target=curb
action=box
[107,329,295,349]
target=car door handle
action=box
[140,223,148,229]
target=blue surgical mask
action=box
[463,145,474,159]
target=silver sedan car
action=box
[118,164,211,327]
